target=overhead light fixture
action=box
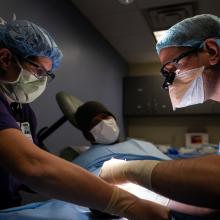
[118,0,134,5]
[153,30,167,42]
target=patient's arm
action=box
[167,200,220,218]
[117,180,219,218]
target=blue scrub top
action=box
[0,92,38,209]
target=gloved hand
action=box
[103,186,171,220]
[99,158,160,190]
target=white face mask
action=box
[0,63,47,103]
[169,66,205,110]
[90,118,120,144]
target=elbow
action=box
[13,155,46,184]
[12,152,58,195]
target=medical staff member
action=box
[0,17,171,220]
[100,14,220,213]
[75,101,120,145]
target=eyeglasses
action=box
[23,58,55,81]
[160,48,199,90]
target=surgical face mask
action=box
[90,118,120,144]
[169,66,205,110]
[0,61,47,103]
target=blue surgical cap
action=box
[0,19,63,71]
[156,14,220,54]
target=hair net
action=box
[156,14,220,54]
[0,18,63,71]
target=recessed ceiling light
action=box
[118,0,134,5]
[153,30,167,42]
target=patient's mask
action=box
[0,62,47,103]
[90,118,120,144]
[169,66,205,110]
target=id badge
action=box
[19,122,33,142]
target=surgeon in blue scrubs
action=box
[0,17,171,220]
[100,14,220,217]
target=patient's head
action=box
[75,101,120,145]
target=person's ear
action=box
[203,38,220,65]
[0,48,13,71]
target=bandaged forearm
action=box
[100,159,160,190]
[104,186,173,220]
[103,186,137,217]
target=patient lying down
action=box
[74,100,219,219]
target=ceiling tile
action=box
[83,11,149,37]
[72,0,137,16]
[110,34,155,53]
[125,51,160,63]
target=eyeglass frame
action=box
[160,47,199,90]
[22,58,55,81]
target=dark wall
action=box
[0,0,128,154]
